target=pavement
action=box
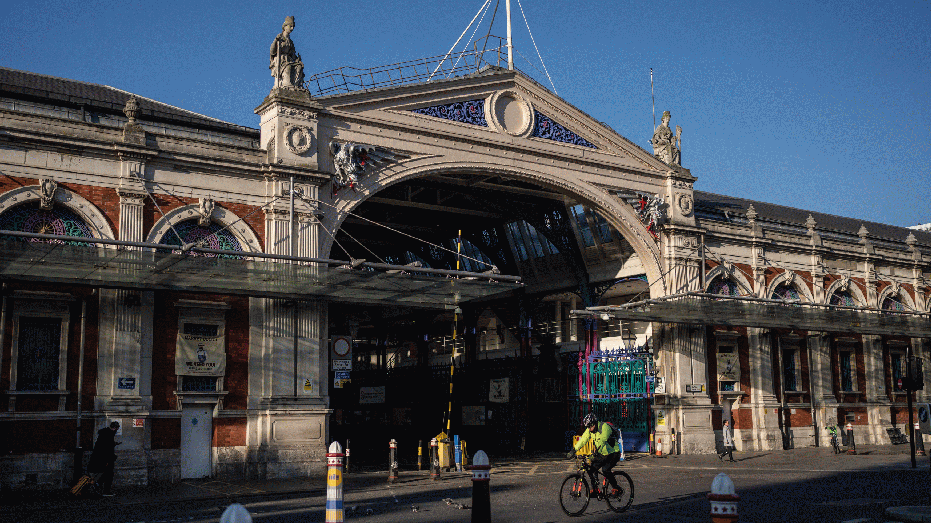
[3,444,931,522]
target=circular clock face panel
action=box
[334,338,351,356]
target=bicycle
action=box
[559,454,634,516]
[826,425,840,454]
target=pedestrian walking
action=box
[718,419,735,462]
[87,421,121,496]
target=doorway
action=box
[180,405,213,479]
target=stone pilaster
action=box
[808,332,837,446]
[747,328,781,450]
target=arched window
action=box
[771,283,801,302]
[881,295,906,312]
[709,278,741,297]
[830,290,856,307]
[0,202,94,244]
[158,220,243,258]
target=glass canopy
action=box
[580,292,931,338]
[0,232,521,309]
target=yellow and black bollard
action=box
[417,439,423,470]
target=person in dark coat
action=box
[88,421,120,496]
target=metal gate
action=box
[573,348,653,452]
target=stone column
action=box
[808,332,837,446]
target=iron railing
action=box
[306,36,510,97]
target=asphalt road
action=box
[6,447,931,523]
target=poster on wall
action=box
[489,378,509,403]
[717,352,740,382]
[175,332,226,376]
[360,386,386,404]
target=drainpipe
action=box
[73,294,88,483]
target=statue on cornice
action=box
[651,110,681,166]
[270,16,306,90]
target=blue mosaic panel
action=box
[411,100,488,126]
[159,220,243,259]
[0,202,94,245]
[532,112,596,148]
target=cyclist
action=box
[566,413,622,496]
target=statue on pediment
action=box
[270,16,306,90]
[651,110,681,165]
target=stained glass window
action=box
[16,318,62,391]
[411,100,488,127]
[882,296,906,311]
[159,220,243,258]
[771,284,801,302]
[830,291,855,307]
[710,278,740,297]
[0,202,94,245]
[532,112,596,148]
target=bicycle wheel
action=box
[605,470,634,513]
[559,474,590,517]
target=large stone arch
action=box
[319,157,667,296]
[704,261,754,296]
[824,276,868,307]
[765,269,815,303]
[877,281,916,311]
[146,204,262,252]
[0,185,115,240]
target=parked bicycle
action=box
[559,454,634,516]
[826,425,840,454]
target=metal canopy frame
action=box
[574,292,931,338]
[0,231,521,308]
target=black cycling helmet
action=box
[582,413,597,427]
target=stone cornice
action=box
[260,163,330,183]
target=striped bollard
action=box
[470,450,490,523]
[707,472,739,523]
[326,441,344,523]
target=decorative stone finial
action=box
[198,197,215,227]
[39,178,57,210]
[906,232,918,248]
[805,214,817,234]
[270,16,307,91]
[651,110,682,166]
[123,96,139,125]
[858,225,870,244]
[839,274,851,291]
[746,205,757,223]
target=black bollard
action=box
[345,439,351,474]
[845,423,857,455]
[388,439,399,483]
[915,423,926,456]
[430,437,440,481]
[470,450,490,523]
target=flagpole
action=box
[506,0,514,70]
[650,68,655,132]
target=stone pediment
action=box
[317,68,669,174]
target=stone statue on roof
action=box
[651,110,681,166]
[270,16,306,90]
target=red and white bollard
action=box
[707,472,739,523]
[845,422,857,454]
[326,441,344,523]
[470,450,490,523]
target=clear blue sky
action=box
[2,0,929,228]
